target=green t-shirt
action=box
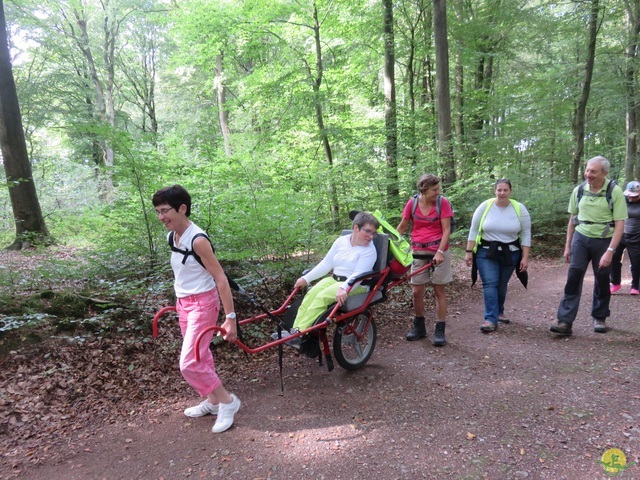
[568,179,628,238]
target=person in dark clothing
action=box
[609,181,640,295]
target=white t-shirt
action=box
[468,201,532,247]
[170,222,216,298]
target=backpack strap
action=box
[577,179,617,210]
[410,194,419,218]
[606,180,617,210]
[169,231,211,268]
[574,180,617,235]
[576,181,586,205]
[410,194,443,222]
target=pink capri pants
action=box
[176,289,221,397]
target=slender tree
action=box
[571,0,600,183]
[433,0,455,184]
[215,52,232,156]
[300,0,340,225]
[383,0,399,207]
[119,14,161,138]
[396,0,429,167]
[59,0,135,201]
[624,0,640,182]
[0,0,49,249]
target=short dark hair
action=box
[352,212,380,230]
[152,185,192,217]
[417,174,441,193]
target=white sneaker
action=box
[212,394,241,433]
[184,399,219,418]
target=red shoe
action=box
[631,288,640,295]
[610,284,622,293]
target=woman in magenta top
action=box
[396,174,453,346]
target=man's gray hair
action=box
[587,156,610,174]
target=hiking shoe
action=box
[406,316,427,341]
[498,315,510,324]
[631,288,640,295]
[550,322,572,336]
[433,322,446,346]
[212,394,241,433]
[270,329,298,341]
[610,284,622,293]
[285,336,302,349]
[480,321,497,333]
[592,318,607,333]
[184,399,218,418]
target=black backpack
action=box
[168,231,211,268]
[573,180,617,227]
[168,231,241,291]
[576,180,617,210]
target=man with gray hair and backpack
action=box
[550,156,627,336]
[396,174,453,346]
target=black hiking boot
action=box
[406,316,427,341]
[433,321,446,346]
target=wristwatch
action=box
[607,247,616,253]
[226,312,236,319]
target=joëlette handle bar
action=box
[152,287,301,339]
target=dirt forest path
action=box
[8,258,640,480]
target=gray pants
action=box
[557,231,611,324]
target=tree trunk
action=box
[421,56,436,126]
[433,0,455,185]
[383,0,398,208]
[215,52,232,156]
[571,0,600,184]
[306,1,339,226]
[121,28,158,139]
[68,3,118,201]
[146,41,158,136]
[624,0,640,183]
[454,52,464,141]
[406,25,417,167]
[0,0,49,249]
[101,0,118,202]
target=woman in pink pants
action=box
[153,185,240,434]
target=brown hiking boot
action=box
[550,322,572,336]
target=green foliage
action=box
[1,0,638,284]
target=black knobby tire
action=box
[333,312,377,370]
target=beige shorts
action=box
[410,249,453,285]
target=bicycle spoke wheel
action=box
[333,312,377,370]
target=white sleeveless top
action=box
[170,222,216,298]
